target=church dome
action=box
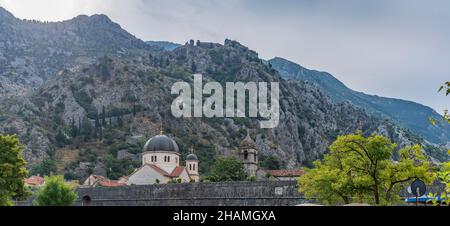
[143,134,179,153]
[186,153,198,161]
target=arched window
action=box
[189,164,192,171]
[193,164,195,171]
[244,150,248,160]
[168,156,171,162]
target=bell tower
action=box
[238,130,258,177]
[186,147,199,182]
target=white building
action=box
[126,132,199,185]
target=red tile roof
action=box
[25,175,45,186]
[266,169,304,177]
[98,180,126,187]
[91,175,106,180]
[170,166,185,177]
[147,164,170,176]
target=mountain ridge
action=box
[269,57,450,144]
[146,41,181,51]
[0,8,160,97]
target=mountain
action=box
[269,57,450,145]
[146,41,181,51]
[0,6,159,97]
[0,7,443,180]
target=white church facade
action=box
[125,132,200,185]
[80,129,306,187]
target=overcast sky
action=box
[0,0,449,113]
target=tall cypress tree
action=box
[99,123,103,140]
[191,61,197,73]
[71,117,77,138]
[101,106,106,126]
[78,117,82,137]
[81,117,93,141]
[117,115,123,128]
[94,111,100,139]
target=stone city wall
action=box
[75,181,307,206]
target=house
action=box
[24,175,45,187]
[82,174,126,187]
[118,176,129,184]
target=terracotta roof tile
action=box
[147,164,170,176]
[98,180,126,187]
[170,166,185,177]
[91,175,106,180]
[25,175,45,186]
[266,169,304,177]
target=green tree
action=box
[261,155,282,170]
[117,115,123,128]
[71,117,78,138]
[440,82,450,123]
[94,111,100,139]
[104,155,137,180]
[205,157,248,182]
[101,106,106,126]
[98,123,103,141]
[0,135,29,206]
[430,81,450,125]
[33,175,78,206]
[80,116,93,141]
[191,61,197,73]
[55,129,69,147]
[428,162,450,205]
[427,82,450,205]
[299,132,435,205]
[438,82,450,96]
[31,157,56,176]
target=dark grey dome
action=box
[186,153,198,161]
[143,134,179,153]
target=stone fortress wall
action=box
[17,180,438,206]
[75,181,307,206]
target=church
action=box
[125,131,200,185]
[119,129,302,185]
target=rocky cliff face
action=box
[0,8,432,179]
